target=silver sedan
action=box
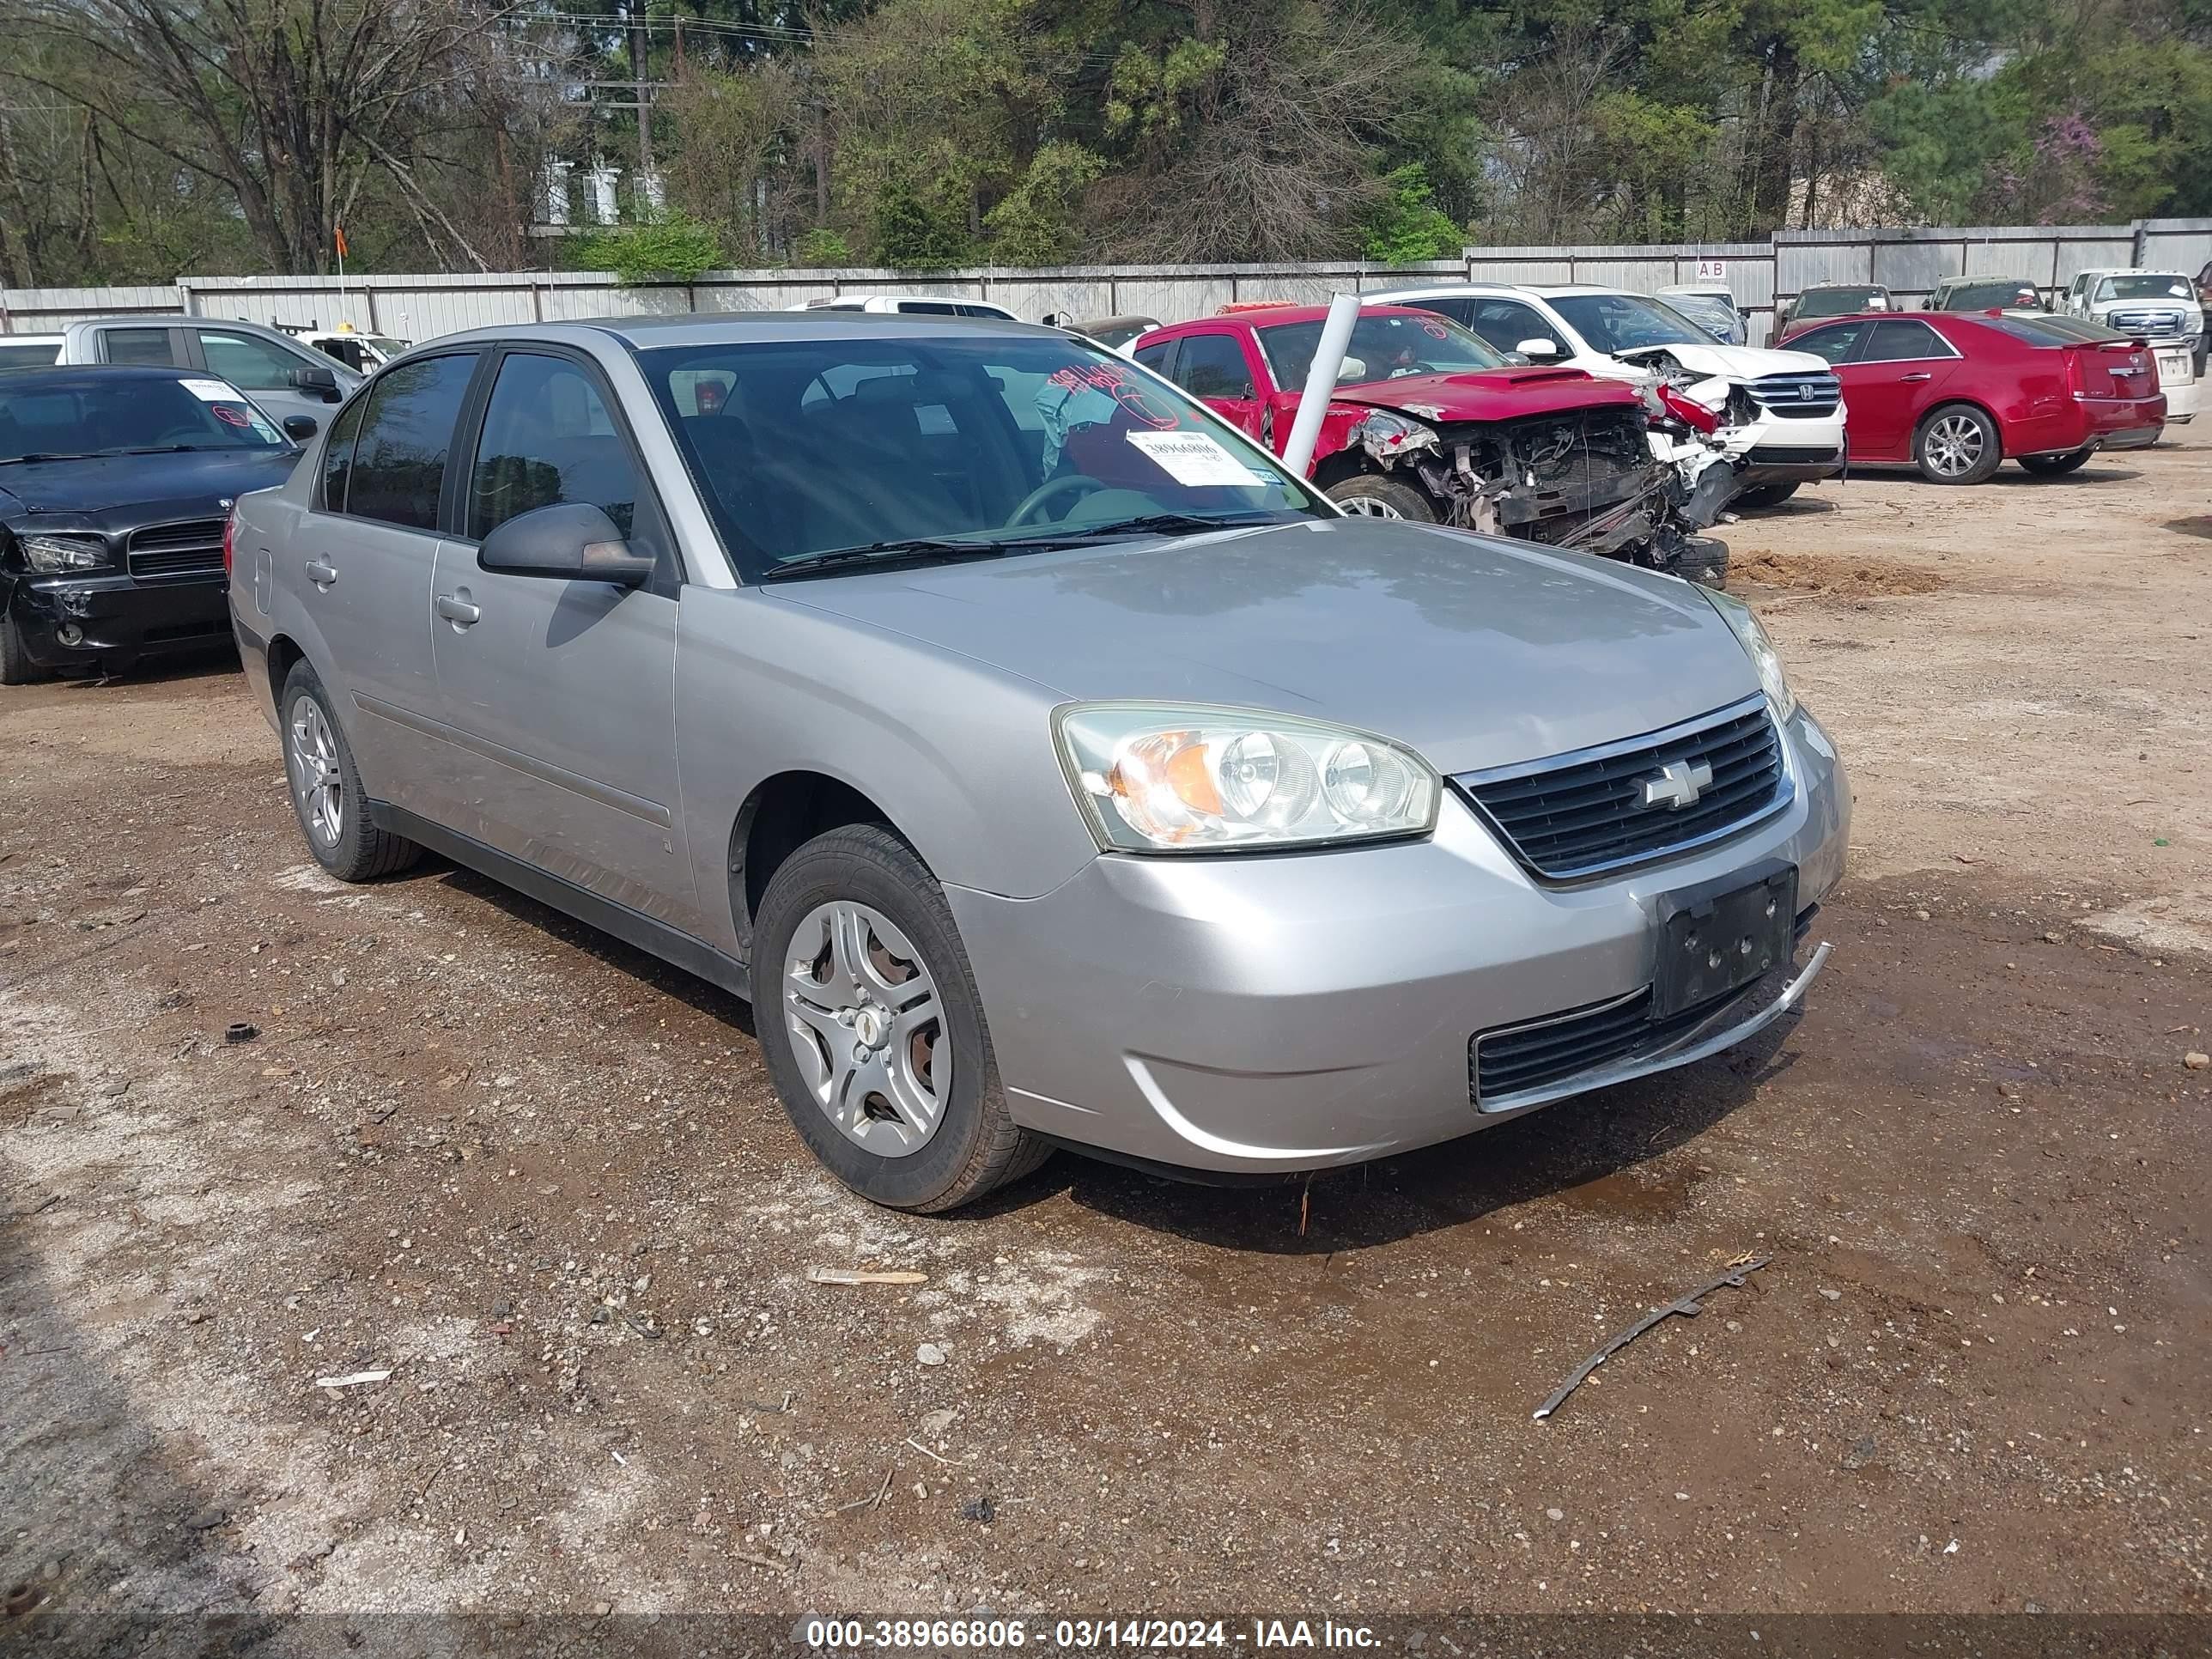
[228,313,1849,1211]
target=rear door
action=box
[1164,331,1264,440]
[428,347,695,927]
[293,349,480,813]
[84,323,190,368]
[1838,318,1961,459]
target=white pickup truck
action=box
[2057,269,2203,422]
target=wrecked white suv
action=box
[1370,283,1848,511]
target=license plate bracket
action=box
[1653,860,1797,1020]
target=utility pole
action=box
[629,3,653,193]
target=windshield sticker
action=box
[1125,429,1272,487]
[210,404,252,428]
[1418,317,1449,339]
[179,378,243,403]
[1047,362,1179,429]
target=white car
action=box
[788,294,1021,320]
[0,333,64,370]
[287,327,413,374]
[1368,283,1849,509]
[2057,269,2201,424]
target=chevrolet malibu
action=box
[227,315,1850,1212]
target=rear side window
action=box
[198,329,307,391]
[1790,321,1869,365]
[0,340,61,369]
[1859,319,1953,362]
[1172,334,1255,399]
[1132,338,1176,376]
[469,352,641,541]
[319,393,368,511]
[344,353,477,531]
[101,327,178,366]
[898,301,962,316]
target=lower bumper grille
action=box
[1472,983,1743,1103]
[1451,696,1790,881]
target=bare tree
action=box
[3,0,528,272]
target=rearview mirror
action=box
[287,363,341,400]
[1516,338,1559,359]
[282,414,319,441]
[477,501,655,587]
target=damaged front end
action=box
[1346,403,1729,586]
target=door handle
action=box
[1899,372,1933,382]
[304,558,337,586]
[434,592,481,626]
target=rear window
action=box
[0,374,286,462]
[1985,316,2127,346]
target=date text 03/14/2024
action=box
[802,1617,1381,1649]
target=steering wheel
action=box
[1009,473,1106,527]
[1389,361,1440,378]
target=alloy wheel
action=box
[1924,413,1986,478]
[782,901,950,1156]
[1337,493,1406,519]
[288,696,343,847]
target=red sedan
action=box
[1778,310,2163,483]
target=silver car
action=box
[228,315,1850,1212]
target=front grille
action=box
[1471,983,1744,1104]
[126,519,225,580]
[2108,307,2186,337]
[1749,372,1841,419]
[1452,696,1788,880]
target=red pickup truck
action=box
[1133,304,1716,576]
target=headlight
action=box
[19,533,112,574]
[1704,589,1796,720]
[1054,702,1439,853]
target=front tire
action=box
[753,823,1048,1212]
[1731,481,1800,511]
[2018,446,2093,476]
[1914,404,2002,484]
[0,614,52,685]
[279,659,422,882]
[1325,474,1437,521]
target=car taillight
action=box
[222,508,237,577]
[2063,349,2086,401]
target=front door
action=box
[1837,318,1961,458]
[191,325,349,428]
[1164,331,1265,441]
[428,348,696,929]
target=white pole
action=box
[1280,291,1362,478]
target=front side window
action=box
[469,352,641,541]
[1170,334,1256,399]
[343,353,477,531]
[1459,297,1565,356]
[641,335,1323,580]
[1257,312,1505,388]
[1548,294,1710,354]
[198,329,312,391]
[0,374,286,462]
[101,327,178,366]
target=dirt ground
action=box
[3,440,2209,1645]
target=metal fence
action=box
[6,220,2210,348]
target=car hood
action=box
[1331,366,1644,422]
[1613,341,1832,380]
[771,517,1763,775]
[0,447,298,524]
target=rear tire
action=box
[1731,482,1800,511]
[279,659,422,882]
[0,614,52,685]
[753,823,1048,1212]
[1913,404,2002,484]
[2018,446,2093,476]
[1325,474,1437,521]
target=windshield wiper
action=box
[763,538,1030,580]
[1042,511,1301,541]
[0,452,97,465]
[113,444,208,455]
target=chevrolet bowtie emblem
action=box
[1641,759,1713,811]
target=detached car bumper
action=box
[2,571,233,669]
[950,702,1850,1176]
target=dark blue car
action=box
[1,365,309,681]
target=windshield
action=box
[641,335,1323,580]
[2094,275,2193,302]
[1662,293,1739,337]
[1796,287,1886,319]
[1549,294,1709,353]
[1942,281,2042,310]
[1256,312,1506,387]
[0,374,285,462]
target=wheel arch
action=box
[726,769,908,959]
[1915,396,2005,453]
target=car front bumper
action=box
[950,702,1850,1176]
[2,570,233,670]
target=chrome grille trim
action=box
[125,518,226,580]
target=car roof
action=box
[1152,303,1441,330]
[1796,282,1889,291]
[0,363,220,388]
[429,313,1057,353]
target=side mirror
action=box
[477,501,655,587]
[1516,337,1559,359]
[288,364,341,401]
[282,414,319,441]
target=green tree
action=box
[576,209,724,283]
[1361,164,1464,263]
